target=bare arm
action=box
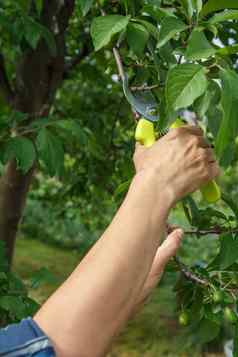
[34,126,219,357]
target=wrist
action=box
[130,169,175,215]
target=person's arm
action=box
[34,126,219,357]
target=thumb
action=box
[150,229,184,277]
[134,142,147,154]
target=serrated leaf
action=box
[91,15,130,51]
[4,137,36,174]
[219,234,238,269]
[36,128,64,177]
[166,64,208,110]
[157,17,187,48]
[79,0,94,16]
[201,0,238,18]
[215,69,238,158]
[134,19,160,40]
[127,23,149,56]
[186,30,216,60]
[208,9,238,23]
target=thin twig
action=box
[167,223,238,237]
[174,256,209,286]
[130,84,159,92]
[113,47,126,81]
[185,227,238,236]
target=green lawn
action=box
[13,237,224,357]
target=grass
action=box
[13,237,225,357]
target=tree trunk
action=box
[0,162,35,266]
[0,0,75,267]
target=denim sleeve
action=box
[0,318,55,356]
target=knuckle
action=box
[170,127,183,138]
[191,136,199,147]
[212,163,221,178]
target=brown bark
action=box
[0,0,76,267]
[0,162,35,266]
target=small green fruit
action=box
[179,312,189,326]
[212,290,223,303]
[224,307,237,324]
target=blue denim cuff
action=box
[0,318,55,356]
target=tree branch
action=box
[0,54,14,106]
[174,256,209,286]
[130,84,159,92]
[185,227,238,236]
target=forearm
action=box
[34,171,173,357]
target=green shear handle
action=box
[135,118,221,204]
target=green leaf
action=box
[208,9,238,23]
[35,0,43,15]
[166,64,208,111]
[91,15,130,51]
[4,137,36,174]
[201,0,238,18]
[217,44,238,56]
[219,233,238,269]
[215,69,238,158]
[193,0,202,15]
[24,17,42,49]
[157,17,187,48]
[36,128,64,177]
[54,120,88,145]
[196,319,220,344]
[0,296,26,320]
[127,23,149,56]
[185,30,216,60]
[194,80,220,118]
[114,179,132,198]
[79,0,94,16]
[180,0,194,19]
[142,5,175,21]
[134,19,160,40]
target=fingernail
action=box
[176,229,184,238]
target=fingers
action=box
[196,137,211,149]
[135,229,184,311]
[197,148,216,163]
[208,161,220,179]
[150,229,184,277]
[171,125,203,137]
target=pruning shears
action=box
[118,54,220,204]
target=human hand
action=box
[131,228,183,316]
[133,126,220,204]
